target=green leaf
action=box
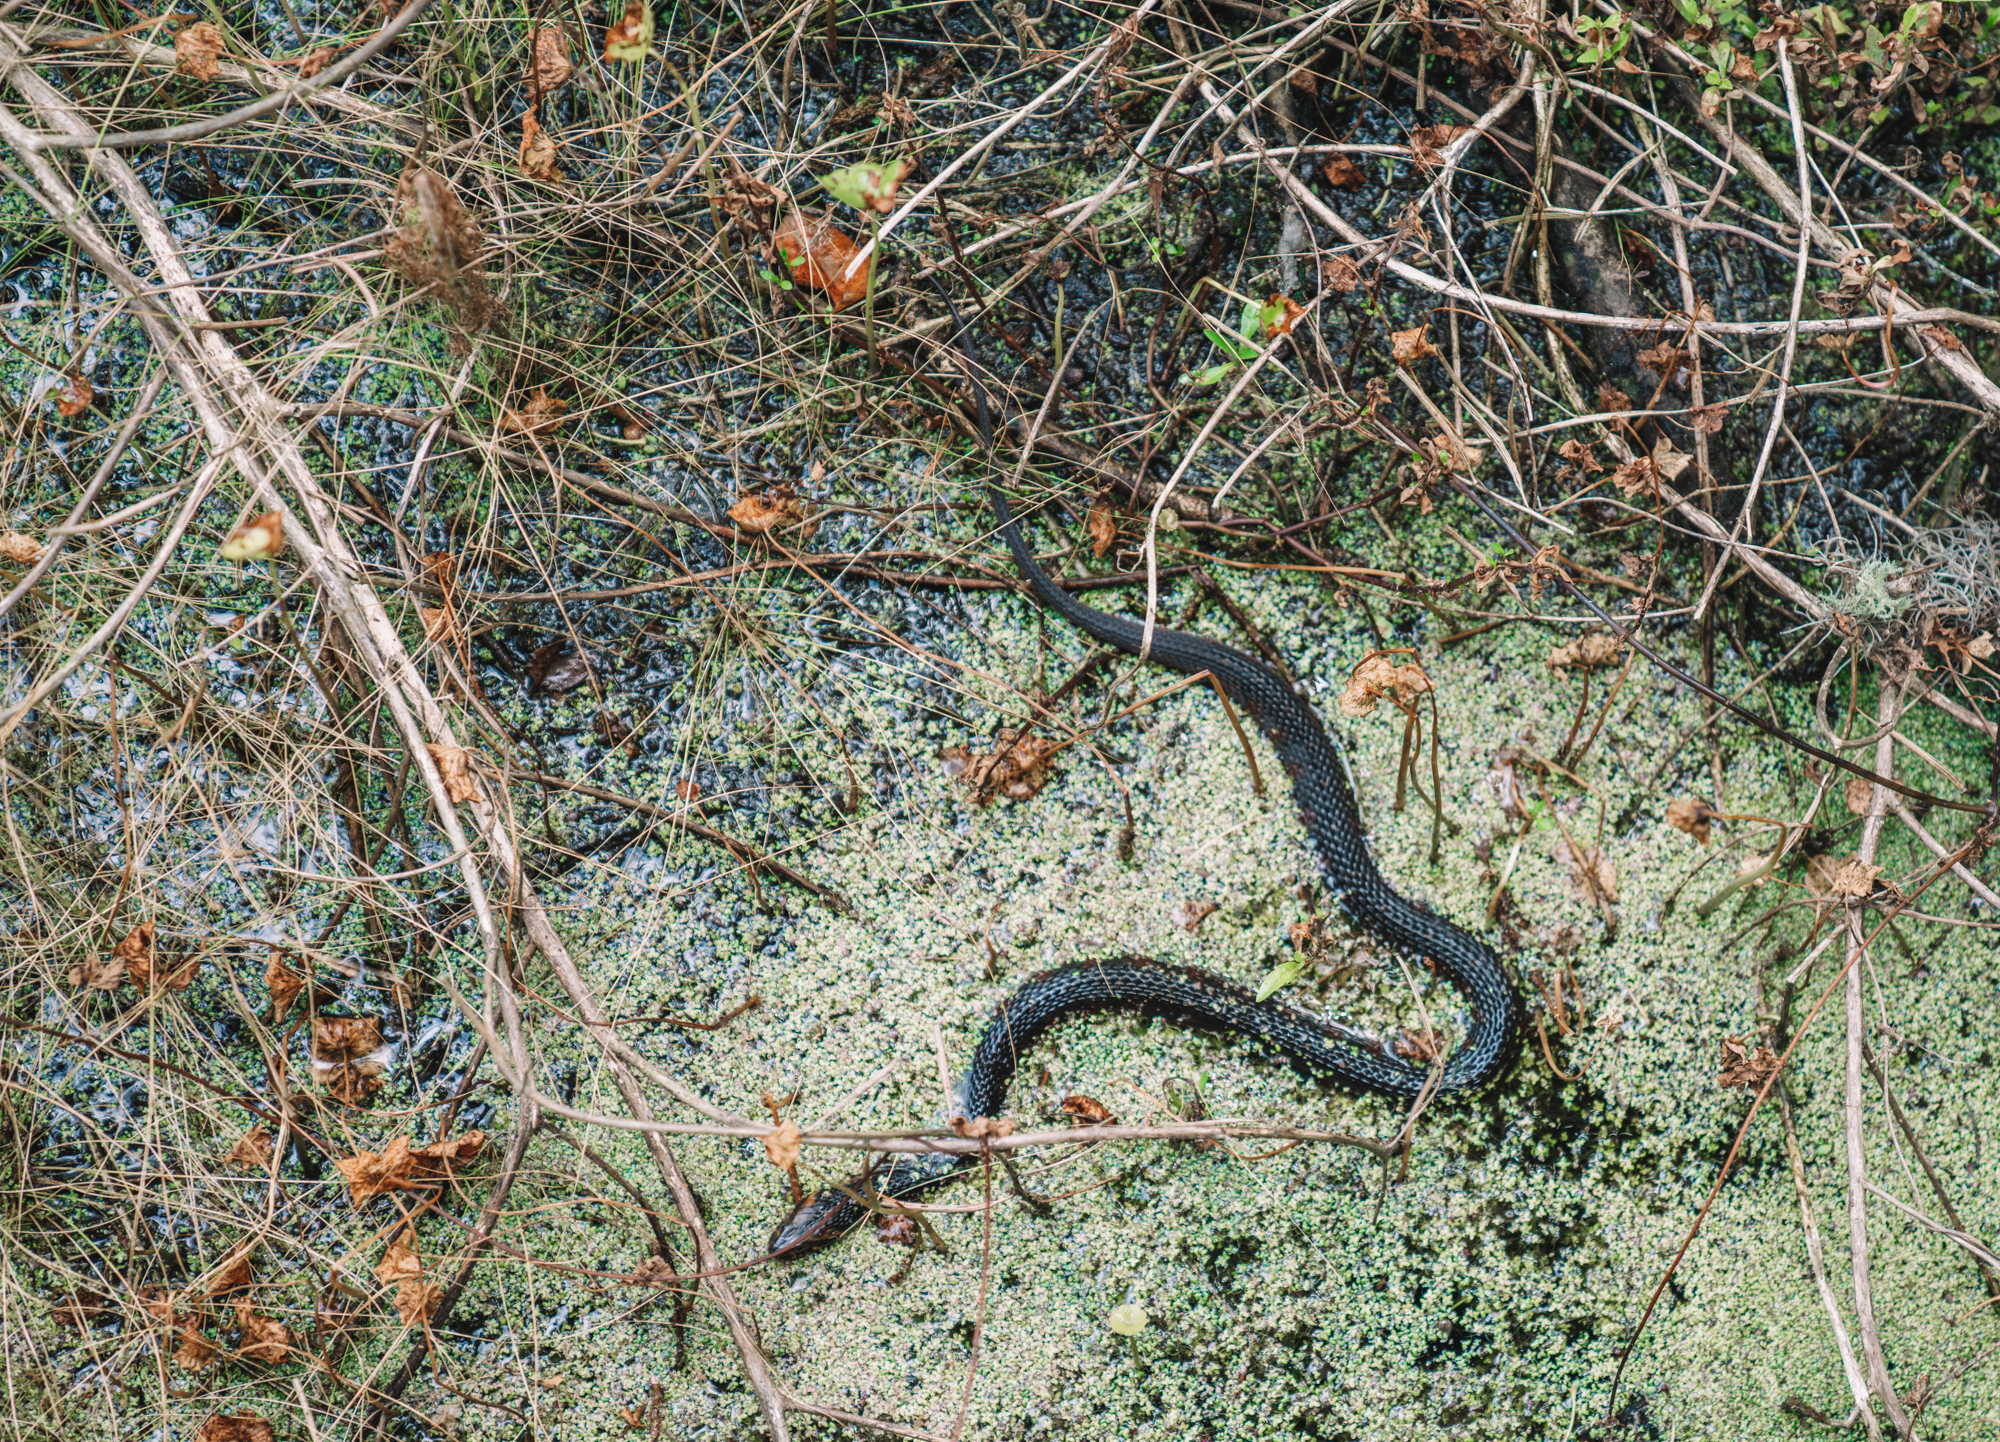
[1192,363,1234,387]
[1255,960,1308,1003]
[1673,0,1702,23]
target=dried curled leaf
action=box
[427,744,483,804]
[1320,153,1365,189]
[1338,652,1432,716]
[1717,1034,1780,1091]
[1665,797,1720,845]
[498,386,566,435]
[312,1014,385,1065]
[942,729,1059,804]
[53,372,92,417]
[374,1228,441,1324]
[603,0,653,61]
[1829,859,1883,899]
[337,1137,417,1203]
[1086,502,1118,558]
[266,949,304,1020]
[762,1120,802,1172]
[771,209,872,309]
[175,21,226,80]
[951,1115,1016,1139]
[726,486,810,536]
[1390,326,1439,365]
[527,24,574,95]
[224,1127,274,1171]
[234,1301,291,1365]
[1555,837,1618,905]
[1061,1095,1115,1126]
[1169,898,1219,932]
[202,1241,256,1298]
[220,512,285,562]
[196,1417,274,1442]
[519,111,560,181]
[1547,632,1624,674]
[0,530,41,564]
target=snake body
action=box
[768,341,1521,1258]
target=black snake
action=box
[769,313,1521,1256]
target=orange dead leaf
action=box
[202,1242,256,1298]
[1320,255,1361,293]
[1717,1034,1780,1091]
[519,111,560,181]
[1061,1094,1115,1126]
[498,386,567,435]
[224,1127,274,1171]
[1390,326,1439,365]
[1086,502,1118,558]
[1262,293,1307,337]
[220,511,285,562]
[296,48,333,78]
[603,0,653,61]
[1320,153,1365,189]
[312,1014,384,1065]
[674,777,702,803]
[1338,652,1432,717]
[233,1300,291,1365]
[375,1228,441,1324]
[1665,797,1720,845]
[1830,859,1883,899]
[53,373,92,417]
[175,21,226,80]
[762,1120,802,1172]
[426,744,482,803]
[771,210,872,309]
[726,486,809,536]
[338,1137,417,1203]
[196,1415,274,1442]
[528,24,574,94]
[266,949,304,1020]
[0,530,41,565]
[1547,633,1623,673]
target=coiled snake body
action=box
[769,354,1521,1258]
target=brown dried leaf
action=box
[1689,403,1729,435]
[1597,384,1632,414]
[220,511,285,562]
[0,530,41,565]
[1338,652,1432,717]
[174,1326,219,1371]
[296,48,332,78]
[196,1416,274,1442]
[771,210,872,309]
[674,778,702,803]
[527,639,592,695]
[419,606,461,648]
[1407,124,1467,169]
[1170,898,1219,932]
[1830,859,1882,898]
[942,729,1060,805]
[267,949,304,1020]
[1665,797,1720,845]
[1844,774,1878,815]
[175,21,226,80]
[427,744,482,804]
[762,1120,801,1172]
[203,1241,256,1297]
[519,111,560,181]
[1717,1034,1780,1090]
[498,386,566,435]
[602,0,653,61]
[1061,1095,1115,1126]
[67,947,125,991]
[1609,455,1658,501]
[1556,438,1604,475]
[337,1137,416,1203]
[626,1254,676,1286]
[1320,152,1365,189]
[1320,254,1361,293]
[951,1115,1017,1139]
[528,25,574,95]
[1547,632,1623,673]
[1556,838,1618,905]
[1086,503,1118,558]
[375,1228,440,1324]
[1390,326,1439,365]
[52,1290,109,1330]
[409,1131,486,1185]
[1262,293,1308,337]
[233,1301,291,1365]
[1651,436,1694,484]
[224,1127,274,1172]
[726,486,809,536]
[312,1014,384,1065]
[126,924,200,992]
[53,372,92,418]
